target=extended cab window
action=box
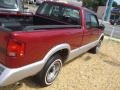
[86,12,99,28]
[62,7,80,25]
[37,2,80,25]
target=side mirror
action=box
[98,24,105,30]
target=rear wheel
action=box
[34,54,62,87]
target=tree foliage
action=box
[99,0,107,6]
[82,0,98,11]
[112,1,118,7]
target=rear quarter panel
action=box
[6,28,83,68]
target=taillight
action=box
[7,40,25,57]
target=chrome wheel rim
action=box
[45,59,62,84]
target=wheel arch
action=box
[43,43,71,65]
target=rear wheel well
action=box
[56,49,69,63]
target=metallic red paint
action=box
[5,28,83,68]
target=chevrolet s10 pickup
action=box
[0,1,104,87]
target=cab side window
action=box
[36,2,81,25]
[90,15,99,28]
[86,12,99,28]
[62,8,80,25]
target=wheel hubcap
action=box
[46,59,62,83]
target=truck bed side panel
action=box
[5,28,83,68]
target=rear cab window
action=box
[36,2,81,25]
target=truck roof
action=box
[44,1,82,9]
[44,1,96,15]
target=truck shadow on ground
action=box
[21,77,44,89]
[64,54,92,67]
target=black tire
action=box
[89,40,102,54]
[34,54,62,87]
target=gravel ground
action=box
[0,39,120,90]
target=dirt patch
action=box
[1,40,120,90]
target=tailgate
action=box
[0,27,10,65]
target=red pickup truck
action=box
[0,1,104,87]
